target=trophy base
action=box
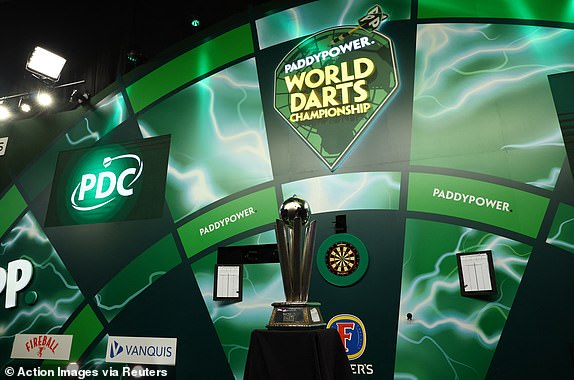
[267,302,326,330]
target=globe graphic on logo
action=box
[279,195,311,227]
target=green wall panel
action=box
[546,203,574,254]
[95,234,182,322]
[0,185,27,238]
[137,58,273,223]
[395,219,532,380]
[410,24,573,189]
[281,172,401,213]
[178,187,278,258]
[407,172,549,238]
[126,24,254,113]
[418,0,574,23]
[64,304,103,362]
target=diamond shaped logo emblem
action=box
[274,17,399,170]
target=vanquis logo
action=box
[106,336,177,366]
[274,5,399,170]
[109,341,124,358]
[70,153,143,211]
[45,135,170,227]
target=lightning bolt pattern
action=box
[137,58,273,223]
[546,203,574,254]
[0,213,83,363]
[191,230,282,380]
[1,4,573,380]
[411,24,574,189]
[281,171,401,213]
[255,0,411,50]
[394,219,532,380]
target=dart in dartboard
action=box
[331,4,388,45]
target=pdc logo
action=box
[327,314,366,360]
[70,154,143,211]
[46,135,171,227]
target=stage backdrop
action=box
[1,1,574,379]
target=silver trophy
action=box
[267,195,325,329]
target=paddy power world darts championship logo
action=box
[274,5,399,170]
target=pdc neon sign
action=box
[70,154,143,211]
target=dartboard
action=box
[325,242,360,276]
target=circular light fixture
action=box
[0,103,12,121]
[36,91,53,107]
[19,98,32,113]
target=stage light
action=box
[18,98,31,113]
[69,89,91,107]
[26,46,67,82]
[36,91,54,107]
[0,103,11,121]
[189,14,202,28]
[126,50,144,65]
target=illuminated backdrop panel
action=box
[0,1,573,379]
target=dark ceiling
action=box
[0,0,283,112]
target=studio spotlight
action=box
[26,46,67,82]
[0,102,12,121]
[18,98,31,113]
[36,91,54,107]
[69,89,91,107]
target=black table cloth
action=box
[243,328,355,380]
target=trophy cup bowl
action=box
[267,195,325,329]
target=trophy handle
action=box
[291,217,306,302]
[300,220,316,303]
[275,219,294,301]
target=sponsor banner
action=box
[0,259,33,309]
[273,5,399,170]
[0,136,8,156]
[328,314,375,375]
[177,187,278,258]
[407,172,549,238]
[45,135,170,226]
[11,334,73,360]
[327,314,366,360]
[106,336,177,366]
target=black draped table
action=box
[243,328,354,380]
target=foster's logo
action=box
[327,314,366,360]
